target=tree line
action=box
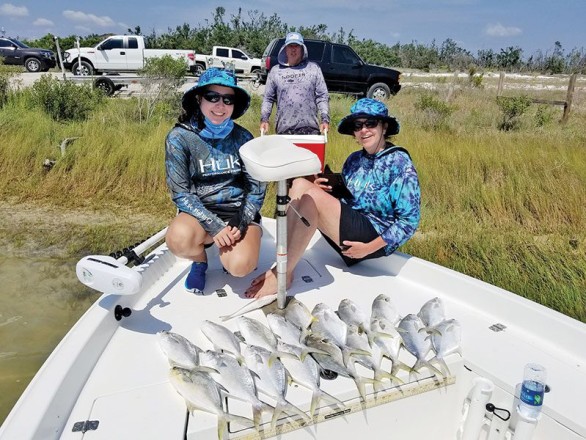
[24,6,586,75]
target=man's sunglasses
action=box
[202,91,235,105]
[352,118,380,131]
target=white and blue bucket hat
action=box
[338,98,400,136]
[182,68,251,119]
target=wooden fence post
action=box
[497,72,505,96]
[561,73,577,124]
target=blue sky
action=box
[1,1,584,56]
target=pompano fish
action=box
[237,316,278,351]
[277,341,345,418]
[283,298,315,330]
[266,313,322,360]
[337,298,380,346]
[430,318,462,375]
[169,367,253,440]
[310,303,348,349]
[243,345,311,428]
[370,317,410,376]
[200,320,244,365]
[371,294,401,326]
[305,334,374,402]
[219,294,278,322]
[417,297,445,329]
[345,325,397,391]
[200,350,273,431]
[397,314,442,378]
[158,331,202,369]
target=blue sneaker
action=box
[185,261,208,294]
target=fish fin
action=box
[271,399,312,430]
[429,355,451,377]
[224,412,255,431]
[316,389,346,415]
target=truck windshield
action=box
[9,38,29,48]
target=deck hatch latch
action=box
[72,420,99,432]
[489,323,507,332]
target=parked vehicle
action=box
[0,37,56,72]
[261,38,401,100]
[195,46,261,75]
[62,35,197,75]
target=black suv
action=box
[260,38,401,100]
[0,37,57,72]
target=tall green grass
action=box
[1,82,584,321]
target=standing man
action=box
[260,32,330,135]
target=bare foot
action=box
[245,268,291,298]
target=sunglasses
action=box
[202,91,235,105]
[352,119,380,131]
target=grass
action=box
[0,76,584,322]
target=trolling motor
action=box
[240,135,321,309]
[76,228,168,296]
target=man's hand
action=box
[320,122,330,135]
[260,122,269,135]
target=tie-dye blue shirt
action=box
[165,122,266,237]
[342,145,420,255]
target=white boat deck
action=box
[2,219,585,439]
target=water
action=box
[0,256,99,425]
[518,379,545,419]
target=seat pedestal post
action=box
[276,180,288,309]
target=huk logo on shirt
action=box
[198,155,240,175]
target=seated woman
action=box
[245,98,420,298]
[165,68,266,294]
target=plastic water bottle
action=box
[518,363,547,419]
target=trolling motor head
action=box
[76,255,142,295]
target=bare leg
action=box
[166,213,211,262]
[219,224,262,277]
[245,179,341,298]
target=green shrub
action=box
[534,105,555,127]
[136,55,187,122]
[414,93,455,130]
[30,75,105,121]
[496,95,532,131]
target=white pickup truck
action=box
[62,35,197,75]
[195,46,261,76]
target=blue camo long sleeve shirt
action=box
[165,122,266,237]
[342,145,421,255]
[261,60,330,134]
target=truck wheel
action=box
[195,63,206,76]
[94,78,116,96]
[72,61,94,76]
[367,82,391,101]
[25,57,42,73]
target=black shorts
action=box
[321,202,386,267]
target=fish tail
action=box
[430,355,451,376]
[224,412,255,431]
[217,414,227,440]
[271,399,312,429]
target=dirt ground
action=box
[0,200,165,258]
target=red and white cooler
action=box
[280,134,327,172]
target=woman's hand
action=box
[314,175,332,192]
[213,226,241,248]
[341,237,386,259]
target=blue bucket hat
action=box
[182,68,251,119]
[278,32,308,65]
[338,98,400,137]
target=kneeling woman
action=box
[245,98,420,298]
[165,68,266,293]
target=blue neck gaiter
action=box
[198,116,234,140]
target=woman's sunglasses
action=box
[352,118,380,131]
[202,91,235,105]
